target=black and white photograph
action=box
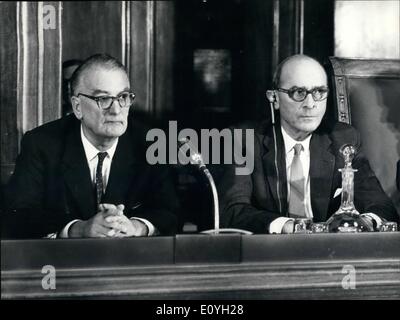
[1,0,399,307]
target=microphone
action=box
[178,138,207,170]
[266,90,276,125]
[265,90,283,213]
[178,138,252,235]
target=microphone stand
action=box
[178,139,253,235]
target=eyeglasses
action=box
[77,92,136,110]
[277,87,329,102]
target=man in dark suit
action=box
[3,54,179,239]
[219,54,398,234]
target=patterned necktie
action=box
[288,143,306,218]
[95,152,108,206]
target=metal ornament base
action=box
[326,210,373,233]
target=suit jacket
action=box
[219,120,399,233]
[2,115,179,238]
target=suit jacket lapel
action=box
[309,132,335,222]
[262,126,288,214]
[62,124,97,220]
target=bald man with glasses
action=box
[3,54,179,239]
[219,54,398,234]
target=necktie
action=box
[95,152,108,206]
[288,143,306,218]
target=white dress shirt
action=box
[269,126,313,234]
[81,127,118,193]
[58,125,155,237]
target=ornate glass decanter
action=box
[326,144,374,233]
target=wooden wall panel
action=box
[0,1,62,185]
[19,1,39,133]
[42,2,62,123]
[154,1,175,118]
[62,1,123,62]
[129,1,154,115]
[243,0,274,120]
[128,1,175,119]
[278,0,302,62]
[0,2,19,184]
[273,0,334,66]
[303,0,334,63]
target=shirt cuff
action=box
[131,217,157,236]
[269,217,294,234]
[58,219,81,238]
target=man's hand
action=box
[69,203,127,238]
[281,220,295,234]
[106,215,149,237]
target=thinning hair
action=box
[70,53,127,96]
[272,54,325,89]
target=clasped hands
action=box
[69,203,148,238]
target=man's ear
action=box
[70,96,82,119]
[273,93,280,110]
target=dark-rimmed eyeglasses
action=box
[77,92,136,110]
[277,87,329,102]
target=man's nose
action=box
[108,99,122,114]
[301,92,316,109]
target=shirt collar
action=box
[80,125,118,162]
[281,125,312,154]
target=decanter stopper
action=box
[341,144,356,167]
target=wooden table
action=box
[1,232,400,299]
